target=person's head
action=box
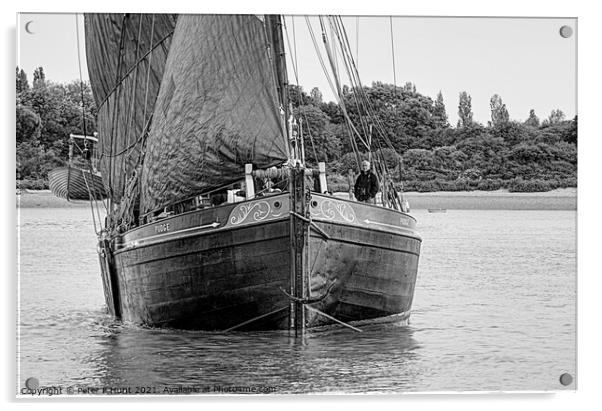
[361,160,370,172]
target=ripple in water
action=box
[17,208,576,394]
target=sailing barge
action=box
[83,14,421,332]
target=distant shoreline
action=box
[17,188,576,210]
[402,188,576,210]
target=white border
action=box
[5,0,599,410]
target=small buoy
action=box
[559,25,573,38]
[25,377,39,390]
[559,373,573,386]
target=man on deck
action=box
[354,160,379,204]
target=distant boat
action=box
[49,167,106,200]
[48,134,107,201]
[428,208,447,213]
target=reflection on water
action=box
[88,323,421,394]
[17,208,576,394]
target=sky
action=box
[17,13,576,126]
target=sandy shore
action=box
[402,188,576,210]
[17,188,576,210]
[17,190,92,208]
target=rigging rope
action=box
[123,15,144,162]
[141,15,156,145]
[282,16,300,85]
[75,14,108,221]
[390,17,398,95]
[283,17,320,165]
[327,18,371,142]
[330,17,397,151]
[304,18,338,103]
[75,15,87,139]
[315,17,369,151]
[356,16,359,68]
[318,15,405,210]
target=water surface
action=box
[17,207,576,394]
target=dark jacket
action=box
[354,170,379,201]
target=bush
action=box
[508,178,552,192]
[326,173,350,193]
[17,179,48,190]
[476,178,503,191]
[453,178,474,191]
[562,177,577,187]
[336,152,365,174]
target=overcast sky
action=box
[17,13,576,126]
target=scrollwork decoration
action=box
[310,198,356,223]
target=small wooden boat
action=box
[49,166,106,201]
[427,208,447,213]
[48,134,107,201]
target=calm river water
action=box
[17,207,576,394]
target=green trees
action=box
[33,66,46,88]
[331,83,575,192]
[489,94,510,127]
[16,68,29,94]
[16,105,41,144]
[525,109,540,128]
[546,109,566,125]
[295,104,342,164]
[310,87,323,105]
[457,91,473,128]
[16,68,576,193]
[16,66,97,188]
[433,91,449,128]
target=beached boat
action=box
[48,134,107,201]
[84,14,421,332]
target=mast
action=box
[267,16,289,118]
[265,15,299,162]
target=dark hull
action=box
[49,166,107,200]
[101,193,421,330]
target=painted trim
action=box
[117,217,289,253]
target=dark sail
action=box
[85,14,177,205]
[140,15,289,214]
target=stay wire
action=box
[332,16,396,151]
[282,17,315,163]
[316,16,369,150]
[316,17,364,167]
[328,18,371,143]
[75,14,108,221]
[328,16,401,208]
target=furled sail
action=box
[85,14,178,205]
[140,14,289,214]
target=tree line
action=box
[291,81,576,193]
[16,67,576,192]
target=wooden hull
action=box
[49,166,107,200]
[101,193,421,330]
